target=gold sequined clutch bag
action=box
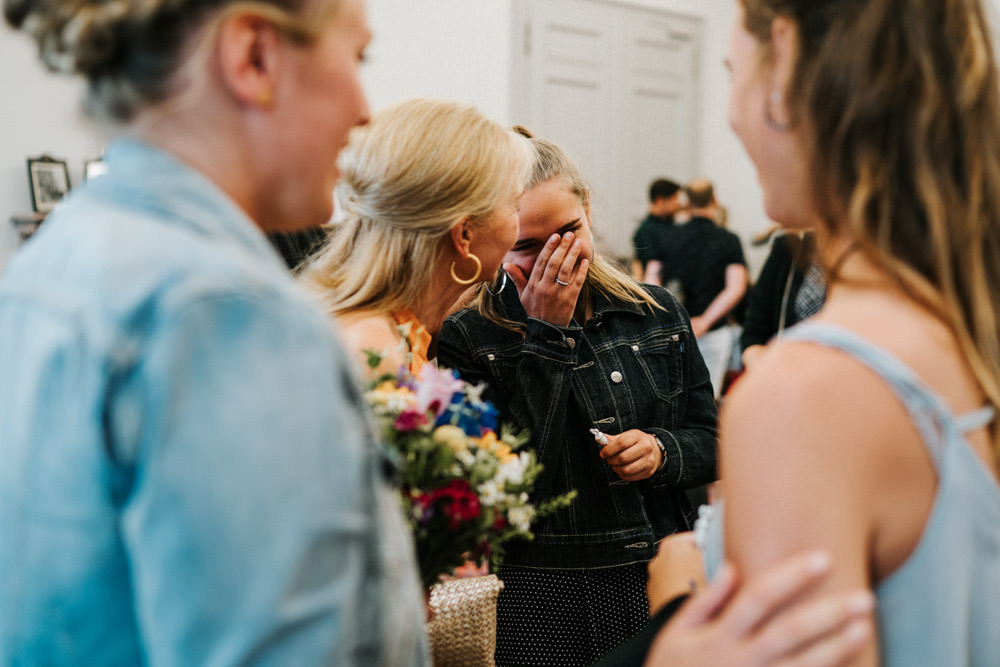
[427,574,504,667]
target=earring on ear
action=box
[485,269,508,296]
[764,90,790,132]
[450,253,483,285]
[258,88,274,108]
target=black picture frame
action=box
[84,157,108,182]
[27,155,71,213]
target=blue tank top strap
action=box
[779,321,979,466]
[953,405,995,433]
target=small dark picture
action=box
[27,155,71,213]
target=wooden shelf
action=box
[10,212,46,241]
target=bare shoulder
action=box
[723,336,911,475]
[719,336,907,573]
[336,313,405,373]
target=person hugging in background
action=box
[299,97,530,378]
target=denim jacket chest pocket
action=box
[468,340,524,396]
[627,330,686,402]
[579,328,687,429]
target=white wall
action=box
[0,30,109,269]
[0,0,762,272]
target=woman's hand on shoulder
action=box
[643,551,873,667]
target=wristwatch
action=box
[652,434,668,472]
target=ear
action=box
[215,13,282,109]
[449,219,474,257]
[768,15,799,119]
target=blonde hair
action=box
[470,127,664,332]
[4,0,340,122]
[742,0,1000,462]
[299,98,532,319]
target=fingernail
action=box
[806,550,832,574]
[549,234,559,243]
[844,619,870,645]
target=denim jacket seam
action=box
[663,430,684,486]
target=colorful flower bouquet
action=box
[364,359,576,588]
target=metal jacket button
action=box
[567,338,576,349]
[610,371,623,383]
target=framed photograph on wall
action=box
[27,155,71,213]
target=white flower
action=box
[455,449,476,468]
[496,451,531,485]
[508,506,535,533]
[464,381,489,408]
[477,480,504,506]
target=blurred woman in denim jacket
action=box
[438,129,717,665]
[0,0,428,664]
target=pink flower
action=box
[415,365,464,417]
[394,408,428,432]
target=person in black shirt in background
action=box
[740,229,825,369]
[632,178,684,282]
[651,179,747,397]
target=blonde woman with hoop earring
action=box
[300,97,530,377]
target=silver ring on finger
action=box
[554,277,570,286]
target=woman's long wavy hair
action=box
[469,127,664,334]
[299,98,531,321]
[742,0,1000,462]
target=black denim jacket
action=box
[438,283,718,570]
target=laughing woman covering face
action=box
[438,129,718,665]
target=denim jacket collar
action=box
[98,138,287,276]
[498,275,651,324]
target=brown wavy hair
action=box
[742,0,1000,462]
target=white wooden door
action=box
[512,0,701,260]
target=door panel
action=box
[513,0,701,259]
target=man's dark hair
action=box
[648,178,680,203]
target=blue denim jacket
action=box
[438,283,717,569]
[0,139,428,666]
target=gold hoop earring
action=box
[258,88,274,108]
[450,253,482,285]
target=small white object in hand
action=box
[589,428,609,447]
[692,504,715,551]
